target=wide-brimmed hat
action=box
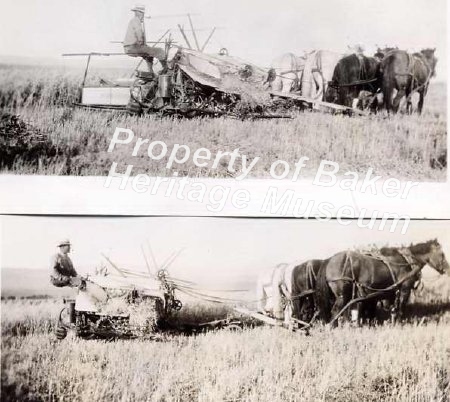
[131,5,145,13]
[57,239,71,247]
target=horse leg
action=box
[330,295,347,327]
[385,291,399,323]
[406,99,412,115]
[418,87,427,115]
[350,302,362,326]
[339,87,348,107]
[405,87,413,115]
[375,297,393,323]
[361,300,378,325]
[382,76,393,113]
[392,88,405,113]
[313,72,324,100]
[398,287,412,320]
[303,296,314,322]
[256,284,266,313]
[292,295,302,320]
[369,94,379,114]
[284,303,293,327]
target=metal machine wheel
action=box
[55,305,72,340]
[55,325,68,340]
[171,299,183,311]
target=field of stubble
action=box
[0,65,447,180]
[2,275,450,402]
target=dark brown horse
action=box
[316,239,449,326]
[381,49,437,114]
[290,259,327,322]
[374,46,398,61]
[326,54,381,110]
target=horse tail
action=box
[380,55,395,112]
[382,70,394,112]
[315,261,333,323]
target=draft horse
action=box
[257,259,325,323]
[326,53,381,109]
[381,49,437,114]
[316,239,449,326]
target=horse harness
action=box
[279,261,317,310]
[396,53,433,95]
[331,249,423,301]
[328,55,379,90]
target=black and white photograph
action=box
[1,216,450,401]
[0,0,447,181]
[1,0,450,401]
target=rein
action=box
[329,77,378,88]
[328,261,425,326]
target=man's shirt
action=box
[124,16,145,46]
[50,253,77,279]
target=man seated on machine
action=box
[123,4,167,74]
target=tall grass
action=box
[0,65,446,180]
[0,66,80,109]
[2,276,450,401]
[2,313,450,401]
[1,299,61,336]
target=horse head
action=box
[413,239,450,275]
[374,46,398,60]
[420,48,438,77]
[374,51,384,61]
[428,239,450,274]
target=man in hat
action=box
[123,5,167,73]
[50,239,81,287]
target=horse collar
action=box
[398,248,422,271]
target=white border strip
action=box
[0,175,449,218]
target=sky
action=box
[1,216,449,285]
[0,0,447,79]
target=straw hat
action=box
[131,5,145,13]
[57,239,71,247]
